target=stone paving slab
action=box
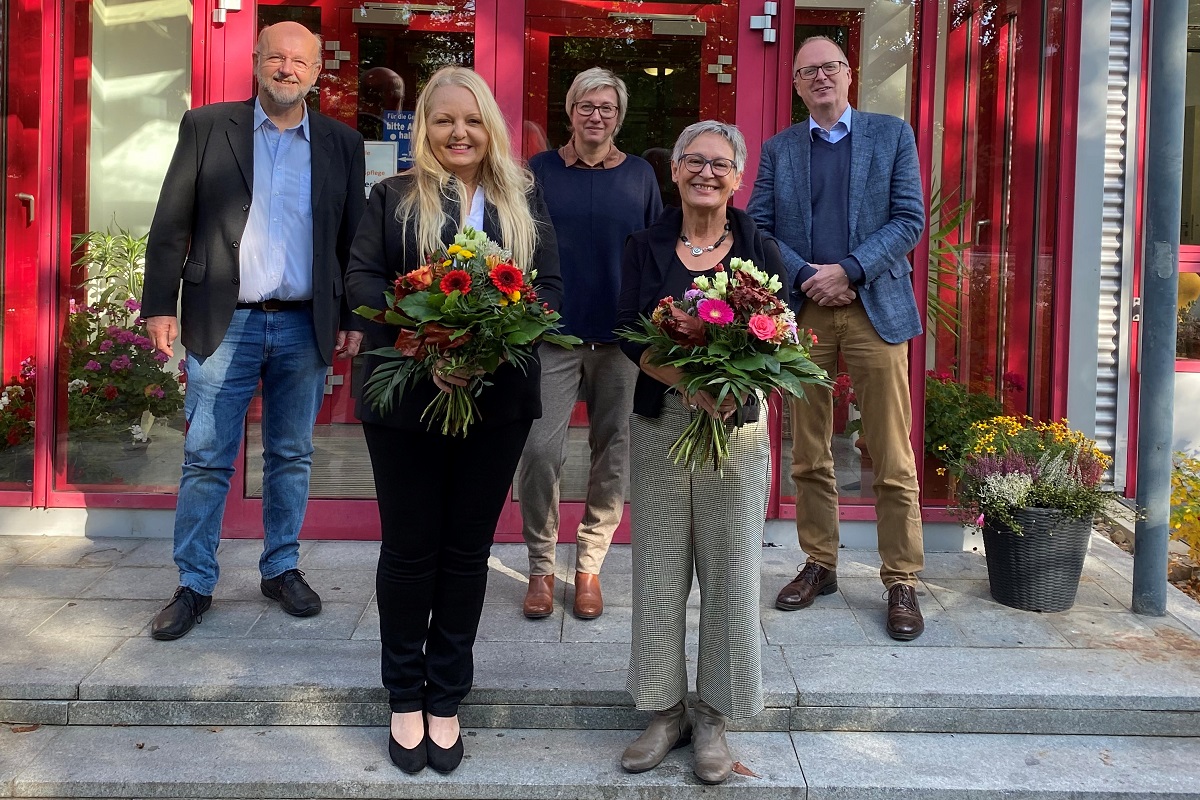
[9,725,806,799]
[0,567,111,600]
[784,645,1200,710]
[21,538,146,568]
[763,608,870,646]
[0,600,68,638]
[793,731,1200,799]
[77,567,180,601]
[78,638,385,703]
[0,638,124,700]
[0,701,68,725]
[1,724,61,797]
[33,600,162,639]
[245,602,365,640]
[464,641,632,706]
[791,706,1200,737]
[852,603,968,647]
[0,537,52,565]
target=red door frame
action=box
[0,0,53,508]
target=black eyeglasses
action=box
[573,101,618,119]
[678,154,735,177]
[795,60,848,81]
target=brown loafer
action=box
[775,563,838,610]
[886,583,925,641]
[573,572,604,619]
[523,574,555,619]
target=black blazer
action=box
[345,173,563,432]
[615,205,789,418]
[142,99,367,364]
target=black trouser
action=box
[364,419,532,717]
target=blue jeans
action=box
[173,309,328,596]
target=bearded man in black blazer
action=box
[141,21,367,640]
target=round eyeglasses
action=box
[678,154,735,177]
[573,102,618,119]
[795,60,849,81]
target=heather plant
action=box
[955,415,1112,532]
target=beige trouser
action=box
[789,300,924,586]
[517,343,638,576]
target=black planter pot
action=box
[982,507,1093,612]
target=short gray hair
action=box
[564,67,629,133]
[671,120,747,174]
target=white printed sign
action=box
[363,141,399,198]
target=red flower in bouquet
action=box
[440,270,472,295]
[489,262,525,295]
[353,227,581,436]
[661,304,708,347]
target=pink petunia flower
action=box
[84,360,101,371]
[697,298,734,326]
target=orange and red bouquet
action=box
[354,227,579,436]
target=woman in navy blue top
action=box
[516,68,662,623]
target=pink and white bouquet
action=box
[621,257,830,470]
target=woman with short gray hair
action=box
[614,120,784,785]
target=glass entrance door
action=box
[238,0,477,508]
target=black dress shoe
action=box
[886,584,925,641]
[389,731,428,774]
[150,586,212,641]
[426,732,464,774]
[775,563,838,610]
[261,569,321,617]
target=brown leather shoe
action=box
[523,574,555,619]
[886,583,925,640]
[573,572,603,619]
[775,563,837,611]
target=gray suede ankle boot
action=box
[692,699,733,785]
[620,700,692,773]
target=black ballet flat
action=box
[389,730,428,774]
[426,732,464,774]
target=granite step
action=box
[4,638,1199,736]
[3,724,1200,799]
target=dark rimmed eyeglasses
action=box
[573,101,618,119]
[794,60,848,81]
[678,154,735,177]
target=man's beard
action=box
[260,72,309,107]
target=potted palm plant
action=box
[954,415,1112,612]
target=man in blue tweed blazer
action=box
[747,36,927,640]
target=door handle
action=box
[15,193,34,224]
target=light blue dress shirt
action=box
[808,105,853,144]
[238,99,314,302]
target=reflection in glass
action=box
[923,0,1070,500]
[245,2,477,501]
[55,0,191,491]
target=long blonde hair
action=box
[397,66,538,269]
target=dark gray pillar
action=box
[1133,0,1188,616]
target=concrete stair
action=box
[3,534,1200,797]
